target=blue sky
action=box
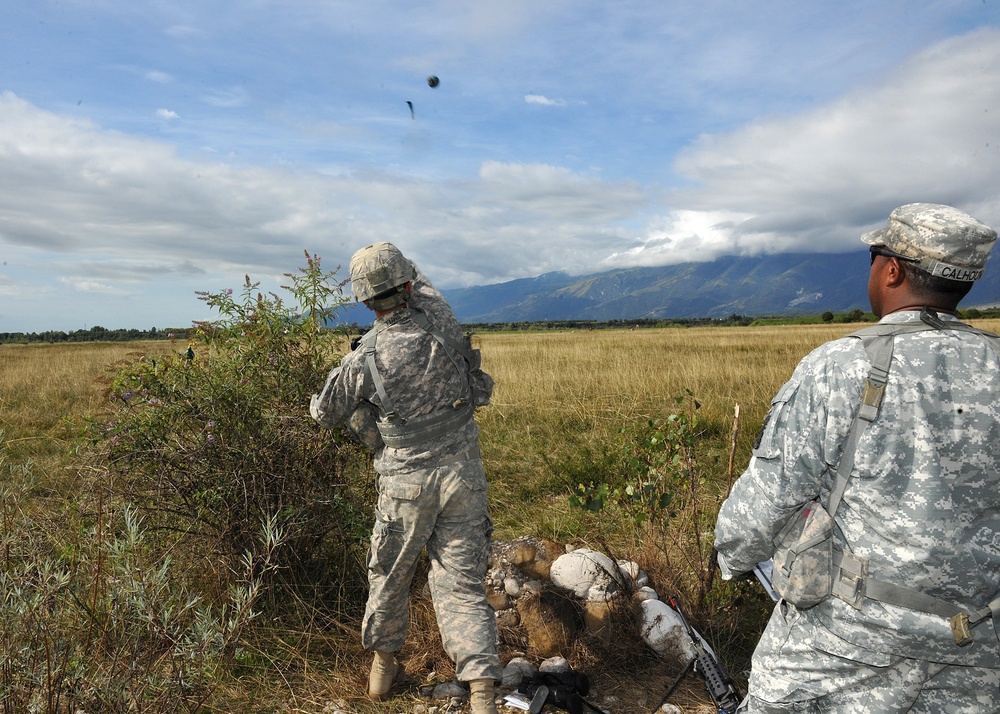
[1,0,999,332]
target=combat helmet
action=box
[349,242,416,310]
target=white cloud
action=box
[614,28,1000,267]
[203,87,248,108]
[146,71,174,83]
[0,93,647,306]
[59,277,128,295]
[156,108,180,119]
[525,94,567,107]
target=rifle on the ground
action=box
[654,595,742,714]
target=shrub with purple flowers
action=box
[90,252,370,603]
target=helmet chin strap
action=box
[369,288,410,312]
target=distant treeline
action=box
[0,326,194,345]
[463,315,759,332]
[4,308,1000,344]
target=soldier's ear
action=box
[885,258,906,288]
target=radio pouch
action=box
[771,499,835,607]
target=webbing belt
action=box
[377,403,474,448]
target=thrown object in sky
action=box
[427,75,439,88]
[406,100,414,119]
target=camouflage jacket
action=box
[311,270,484,473]
[715,310,1000,665]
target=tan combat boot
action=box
[368,651,400,700]
[469,678,498,714]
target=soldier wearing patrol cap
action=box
[715,204,1000,712]
[310,242,501,712]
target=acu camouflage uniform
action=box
[311,269,501,683]
[715,312,1000,712]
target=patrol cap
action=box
[861,203,997,282]
[349,242,416,302]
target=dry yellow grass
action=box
[0,340,180,467]
[476,323,855,535]
[480,323,856,427]
[483,319,1000,424]
[473,317,1000,538]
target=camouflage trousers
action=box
[740,603,1000,712]
[362,453,501,682]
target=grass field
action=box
[4,318,999,712]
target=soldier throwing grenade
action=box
[310,243,501,713]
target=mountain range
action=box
[437,251,1000,324]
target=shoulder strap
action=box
[360,325,399,421]
[826,324,919,515]
[408,308,475,364]
[826,331,896,515]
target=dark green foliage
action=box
[90,253,370,588]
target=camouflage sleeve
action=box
[309,351,368,429]
[714,344,861,577]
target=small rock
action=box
[432,682,467,700]
[522,579,543,595]
[550,549,620,601]
[504,576,522,598]
[635,586,659,601]
[616,560,641,581]
[658,705,683,714]
[640,599,698,662]
[538,655,570,673]
[488,589,511,610]
[501,656,536,687]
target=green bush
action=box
[0,435,283,712]
[90,253,371,595]
[568,392,724,605]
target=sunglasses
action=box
[869,245,920,266]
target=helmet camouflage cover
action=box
[861,203,997,282]
[349,242,416,302]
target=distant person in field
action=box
[309,242,500,712]
[715,203,1000,712]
